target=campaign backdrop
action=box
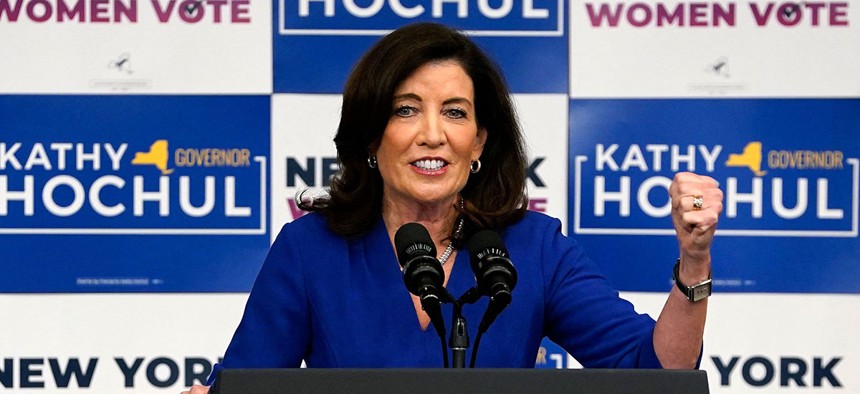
[0,95,271,292]
[1,1,858,392]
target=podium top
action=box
[214,368,709,394]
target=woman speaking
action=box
[183,22,722,393]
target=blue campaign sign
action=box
[273,0,568,93]
[0,96,271,292]
[535,338,569,369]
[280,0,562,33]
[568,99,860,294]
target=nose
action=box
[416,114,446,148]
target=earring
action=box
[470,159,481,174]
[367,155,378,169]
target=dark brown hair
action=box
[301,22,528,241]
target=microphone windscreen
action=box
[394,222,437,267]
[468,230,508,267]
[468,229,517,296]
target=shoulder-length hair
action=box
[301,22,528,241]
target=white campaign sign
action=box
[0,294,248,392]
[623,292,860,393]
[0,0,272,94]
[569,1,860,98]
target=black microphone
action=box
[467,229,518,367]
[394,223,446,302]
[394,222,449,365]
[468,230,517,307]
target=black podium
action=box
[214,369,709,394]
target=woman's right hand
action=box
[181,385,210,394]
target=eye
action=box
[445,108,467,119]
[394,105,417,117]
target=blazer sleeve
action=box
[539,217,662,368]
[207,223,311,385]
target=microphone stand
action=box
[449,304,468,368]
[434,286,502,368]
[448,287,482,368]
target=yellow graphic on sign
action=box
[725,141,767,176]
[132,140,174,175]
[536,346,547,365]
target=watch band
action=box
[673,258,712,302]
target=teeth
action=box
[414,159,445,171]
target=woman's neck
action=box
[382,195,459,246]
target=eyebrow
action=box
[393,93,421,102]
[393,93,473,107]
[443,97,473,107]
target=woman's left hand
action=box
[669,172,724,268]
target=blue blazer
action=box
[209,211,660,383]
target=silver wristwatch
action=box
[673,258,712,302]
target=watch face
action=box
[691,280,713,302]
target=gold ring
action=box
[692,195,704,211]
